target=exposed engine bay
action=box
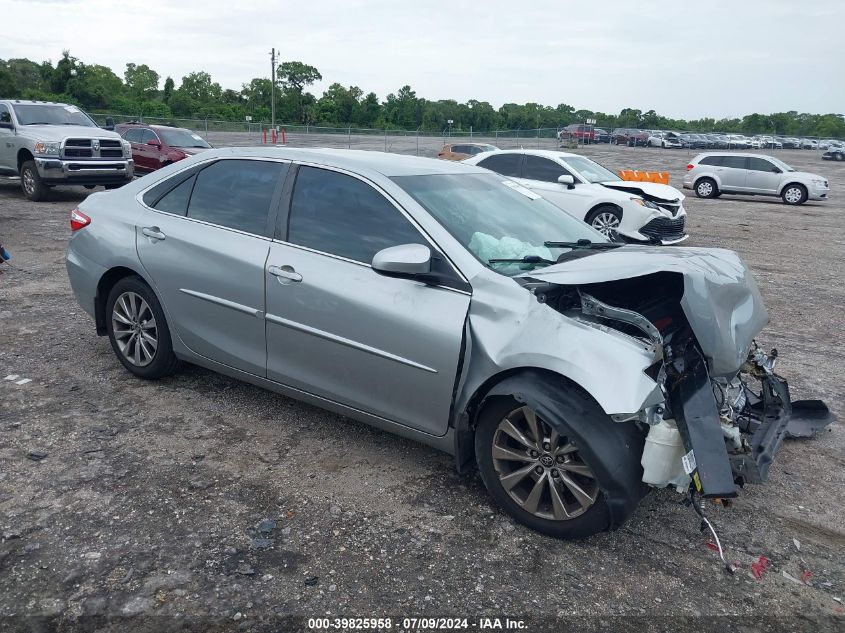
[525,271,835,498]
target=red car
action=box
[557,124,596,143]
[115,124,212,173]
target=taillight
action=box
[70,208,91,231]
[686,164,694,171]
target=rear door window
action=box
[122,128,142,143]
[287,166,425,264]
[476,153,522,178]
[721,156,748,170]
[186,159,285,235]
[522,155,570,183]
[450,145,469,154]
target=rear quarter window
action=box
[699,156,723,166]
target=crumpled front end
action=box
[515,246,834,499]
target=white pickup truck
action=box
[0,100,134,201]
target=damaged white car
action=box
[463,149,688,244]
[66,148,833,541]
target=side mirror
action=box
[147,140,162,148]
[772,167,782,174]
[0,121,13,130]
[372,244,431,278]
[557,174,575,188]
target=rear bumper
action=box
[35,157,134,185]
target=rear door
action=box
[264,165,470,435]
[715,155,748,191]
[745,157,781,194]
[136,158,287,376]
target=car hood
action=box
[519,245,768,376]
[17,124,122,141]
[601,181,685,202]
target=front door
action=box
[745,157,782,194]
[136,158,287,375]
[0,104,17,173]
[265,165,470,435]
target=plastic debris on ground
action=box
[751,555,770,579]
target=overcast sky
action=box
[2,0,843,119]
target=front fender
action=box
[455,274,663,423]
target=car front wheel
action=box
[475,391,644,539]
[781,183,807,205]
[106,276,179,379]
[586,205,622,237]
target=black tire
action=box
[781,183,807,205]
[20,161,48,201]
[106,276,179,379]
[694,177,719,198]
[475,391,643,539]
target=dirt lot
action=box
[1,142,843,632]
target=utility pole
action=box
[270,47,277,131]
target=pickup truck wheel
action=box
[695,177,719,198]
[475,393,640,539]
[20,161,48,201]
[781,184,807,205]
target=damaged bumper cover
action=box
[670,345,835,497]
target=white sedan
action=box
[463,149,688,244]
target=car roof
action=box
[473,148,583,161]
[693,152,773,159]
[194,147,488,178]
[0,99,71,106]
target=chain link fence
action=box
[88,112,844,159]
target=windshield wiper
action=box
[25,122,51,125]
[543,239,622,249]
[488,255,556,266]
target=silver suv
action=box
[0,100,133,200]
[683,152,829,205]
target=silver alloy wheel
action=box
[697,180,713,197]
[22,168,35,195]
[591,211,621,235]
[491,405,599,521]
[783,186,803,204]
[112,291,158,367]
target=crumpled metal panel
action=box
[455,272,664,418]
[518,246,769,376]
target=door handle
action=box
[268,264,302,283]
[141,226,166,240]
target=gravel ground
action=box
[1,142,843,633]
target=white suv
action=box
[464,150,688,244]
[683,153,830,205]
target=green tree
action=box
[50,50,80,95]
[162,76,174,102]
[178,71,221,102]
[0,62,19,96]
[124,63,159,99]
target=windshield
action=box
[12,104,96,127]
[768,156,795,172]
[391,173,607,275]
[561,156,619,183]
[159,129,211,148]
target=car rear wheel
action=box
[781,183,807,205]
[586,205,621,237]
[475,394,641,539]
[106,276,179,379]
[694,177,718,198]
[20,161,48,201]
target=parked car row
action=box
[65,145,833,540]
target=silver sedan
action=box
[66,147,828,538]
